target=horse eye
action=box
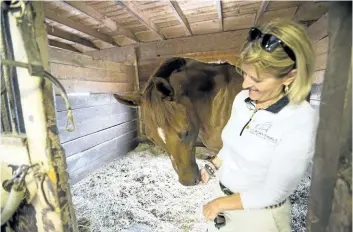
[179,130,189,140]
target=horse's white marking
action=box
[170,155,178,171]
[157,127,166,144]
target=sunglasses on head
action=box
[247,27,296,67]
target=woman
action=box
[201,19,319,232]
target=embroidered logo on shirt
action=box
[254,122,272,132]
[249,122,279,144]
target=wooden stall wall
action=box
[49,47,138,184]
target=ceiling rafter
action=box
[48,39,81,53]
[254,0,269,25]
[46,25,99,50]
[167,1,192,36]
[44,7,119,46]
[64,1,139,42]
[115,0,165,40]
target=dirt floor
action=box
[72,143,311,232]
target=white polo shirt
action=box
[217,90,319,209]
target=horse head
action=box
[113,57,235,186]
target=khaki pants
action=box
[206,182,291,232]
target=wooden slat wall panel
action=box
[55,94,115,111]
[66,130,137,173]
[49,47,136,94]
[55,80,134,94]
[56,103,131,128]
[59,109,136,143]
[63,120,137,157]
[55,94,138,184]
[69,137,138,185]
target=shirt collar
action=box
[244,96,289,113]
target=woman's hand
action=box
[203,199,221,220]
[200,168,209,184]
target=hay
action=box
[71,143,311,232]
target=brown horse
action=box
[114,57,243,186]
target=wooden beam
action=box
[167,1,192,36]
[84,29,248,65]
[254,0,269,25]
[137,29,248,60]
[115,0,165,40]
[307,13,328,42]
[215,0,223,31]
[307,2,352,232]
[64,1,138,42]
[48,39,81,53]
[46,25,99,50]
[44,8,119,46]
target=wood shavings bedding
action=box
[72,143,311,232]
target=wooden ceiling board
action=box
[187,13,218,24]
[294,1,329,22]
[155,20,181,29]
[161,24,189,39]
[224,13,256,31]
[266,1,302,11]
[257,6,298,25]
[190,19,221,35]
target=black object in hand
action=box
[214,213,226,229]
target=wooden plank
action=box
[48,39,81,53]
[49,47,134,73]
[63,120,137,157]
[65,1,138,42]
[44,7,118,46]
[307,13,328,42]
[84,45,136,65]
[265,1,301,11]
[46,26,99,50]
[315,53,328,71]
[190,20,220,35]
[254,0,269,25]
[56,103,131,128]
[85,29,248,62]
[115,0,165,40]
[313,36,329,55]
[216,0,223,31]
[50,63,134,83]
[69,137,138,184]
[137,29,248,60]
[55,94,115,112]
[58,110,136,143]
[56,80,135,94]
[161,24,189,38]
[294,2,329,22]
[67,130,137,173]
[167,1,192,35]
[257,6,298,25]
[307,2,352,232]
[224,13,256,31]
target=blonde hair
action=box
[237,19,316,104]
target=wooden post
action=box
[306,2,352,232]
[133,47,145,142]
[3,2,78,231]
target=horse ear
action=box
[152,77,174,100]
[113,92,142,107]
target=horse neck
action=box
[194,75,243,151]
